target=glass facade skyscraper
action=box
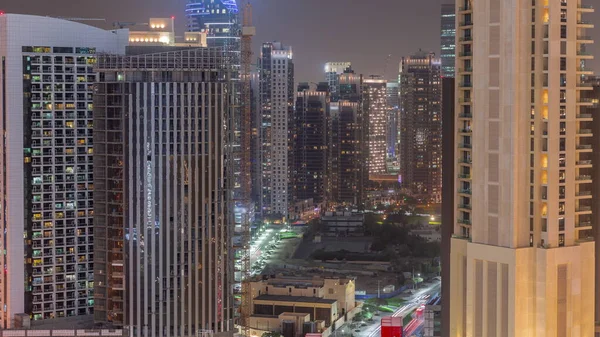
[440,4,456,78]
[399,51,442,203]
[186,0,240,48]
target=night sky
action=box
[3,0,600,82]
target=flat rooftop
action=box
[254,294,337,304]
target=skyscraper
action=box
[440,76,455,337]
[363,77,388,175]
[259,42,294,218]
[325,62,351,101]
[293,83,329,205]
[328,68,365,207]
[440,4,456,78]
[399,51,442,203]
[0,14,127,327]
[386,81,399,160]
[186,0,240,48]
[93,47,234,336]
[449,0,595,336]
[250,72,262,214]
[583,76,600,337]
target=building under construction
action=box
[94,47,236,336]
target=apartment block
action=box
[259,42,294,218]
[449,0,595,336]
[0,14,127,327]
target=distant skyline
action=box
[3,0,600,82]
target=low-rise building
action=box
[246,275,358,337]
[321,211,364,236]
[410,226,441,242]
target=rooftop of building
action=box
[255,274,355,287]
[254,294,337,305]
[29,314,95,330]
[321,211,364,222]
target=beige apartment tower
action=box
[450,0,595,336]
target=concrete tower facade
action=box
[449,0,595,336]
[259,42,294,218]
[93,48,234,336]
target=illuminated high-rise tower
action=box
[186,0,240,48]
[449,0,595,336]
[0,14,127,328]
[440,4,456,78]
[386,81,400,160]
[293,83,329,205]
[399,51,442,202]
[325,62,351,101]
[328,68,365,207]
[259,42,294,218]
[363,77,388,175]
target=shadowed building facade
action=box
[399,51,442,202]
[94,47,234,336]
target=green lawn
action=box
[380,305,397,312]
[364,297,405,308]
[279,232,300,239]
[386,298,405,307]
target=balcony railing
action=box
[576,175,592,181]
[458,189,472,195]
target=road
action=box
[355,282,440,337]
[234,225,287,290]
